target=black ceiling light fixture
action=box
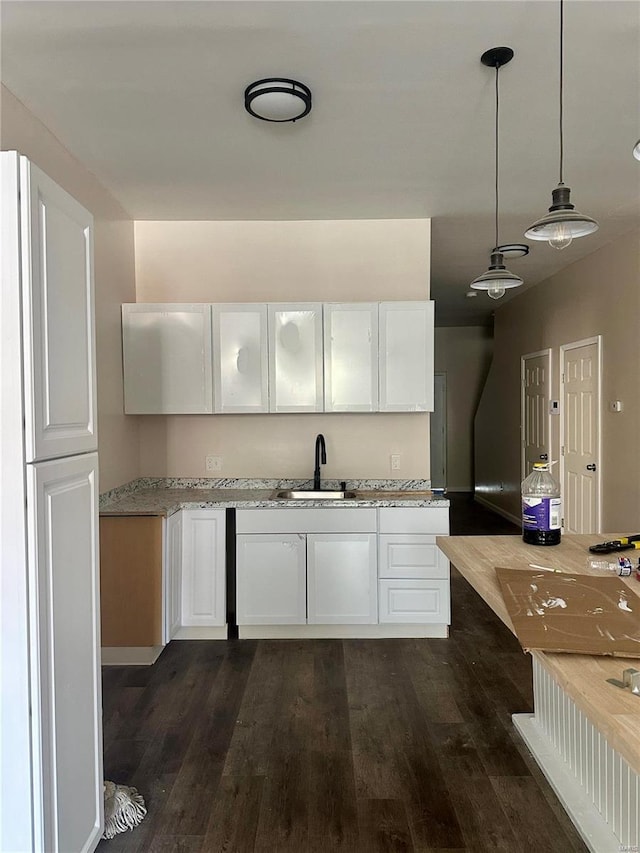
[525,0,598,249]
[470,46,524,301]
[244,78,312,123]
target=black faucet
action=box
[313,434,327,491]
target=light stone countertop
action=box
[99,478,450,517]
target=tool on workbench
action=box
[588,535,640,554]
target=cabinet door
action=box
[379,579,450,624]
[27,454,103,852]
[166,511,183,641]
[268,303,323,412]
[181,509,226,627]
[324,303,378,412]
[307,533,377,624]
[236,534,306,624]
[20,157,98,461]
[379,301,434,412]
[122,303,213,414]
[212,304,268,413]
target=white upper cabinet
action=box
[212,304,268,413]
[122,303,213,414]
[18,157,97,461]
[379,301,434,412]
[323,303,378,412]
[268,303,323,412]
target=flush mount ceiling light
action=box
[634,140,640,161]
[244,78,312,123]
[525,0,598,249]
[470,47,524,301]
[494,243,529,258]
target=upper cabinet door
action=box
[122,304,213,414]
[20,158,97,461]
[212,304,268,413]
[324,303,378,412]
[379,301,434,412]
[268,303,323,412]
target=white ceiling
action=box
[2,0,639,325]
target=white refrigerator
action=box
[1,152,104,852]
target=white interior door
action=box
[27,453,103,853]
[521,350,552,479]
[561,338,601,533]
[430,373,447,490]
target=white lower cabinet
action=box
[236,534,306,624]
[235,505,449,638]
[377,508,450,630]
[307,534,377,624]
[177,508,227,638]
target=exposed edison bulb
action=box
[487,282,506,300]
[548,222,573,250]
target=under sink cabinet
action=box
[122,300,434,414]
[235,506,449,639]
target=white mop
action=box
[102,780,147,840]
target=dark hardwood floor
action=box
[98,495,587,852]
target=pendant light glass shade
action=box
[525,0,598,249]
[470,47,524,300]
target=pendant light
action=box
[525,0,598,249]
[471,47,523,301]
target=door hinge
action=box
[561,446,565,456]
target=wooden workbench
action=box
[437,534,640,853]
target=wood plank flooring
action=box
[98,496,587,852]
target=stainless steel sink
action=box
[272,489,357,500]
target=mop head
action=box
[102,780,147,839]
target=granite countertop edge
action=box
[99,478,450,517]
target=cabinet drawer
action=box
[378,579,450,624]
[378,534,449,579]
[236,507,377,534]
[378,506,449,535]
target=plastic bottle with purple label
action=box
[521,462,561,546]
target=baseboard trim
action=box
[173,625,228,640]
[474,494,521,526]
[238,623,449,640]
[101,645,164,666]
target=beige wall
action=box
[434,326,493,491]
[134,219,431,479]
[475,228,640,531]
[1,85,139,492]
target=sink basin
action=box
[272,489,357,500]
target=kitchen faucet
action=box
[313,433,327,491]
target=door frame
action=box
[430,372,447,491]
[559,336,602,534]
[520,349,552,481]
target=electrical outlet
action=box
[206,455,222,473]
[390,454,401,471]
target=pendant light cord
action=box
[494,63,500,248]
[559,0,564,185]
